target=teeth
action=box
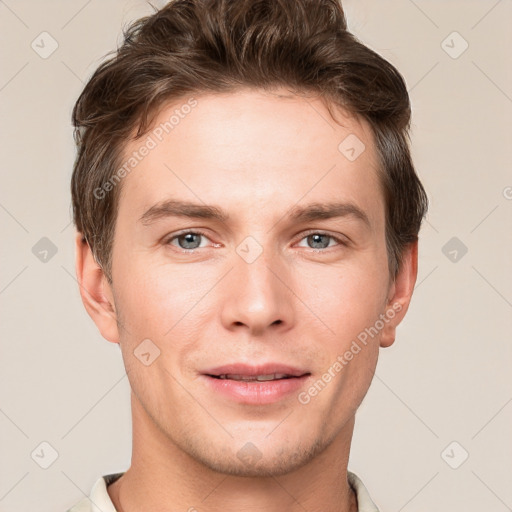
[218,373,290,381]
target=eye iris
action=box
[178,233,201,249]
[308,234,330,249]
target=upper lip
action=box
[203,363,310,378]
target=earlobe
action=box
[74,232,120,344]
[380,241,419,348]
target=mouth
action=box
[207,373,304,381]
[203,362,310,380]
[201,363,311,404]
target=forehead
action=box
[117,88,384,230]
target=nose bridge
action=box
[220,237,293,334]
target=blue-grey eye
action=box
[173,232,205,250]
[306,233,332,249]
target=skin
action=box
[76,88,418,512]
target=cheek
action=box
[304,267,383,409]
[113,266,201,392]
[297,259,389,336]
[115,258,210,336]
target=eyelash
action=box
[164,229,348,253]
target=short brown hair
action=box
[71,0,428,281]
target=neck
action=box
[108,392,358,512]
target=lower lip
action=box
[201,375,310,405]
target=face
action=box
[81,88,414,477]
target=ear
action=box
[380,240,419,348]
[74,231,120,344]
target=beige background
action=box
[1,0,511,510]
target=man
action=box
[68,0,428,510]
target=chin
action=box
[181,434,328,478]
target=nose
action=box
[219,245,295,337]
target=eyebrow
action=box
[139,200,229,225]
[138,199,371,228]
